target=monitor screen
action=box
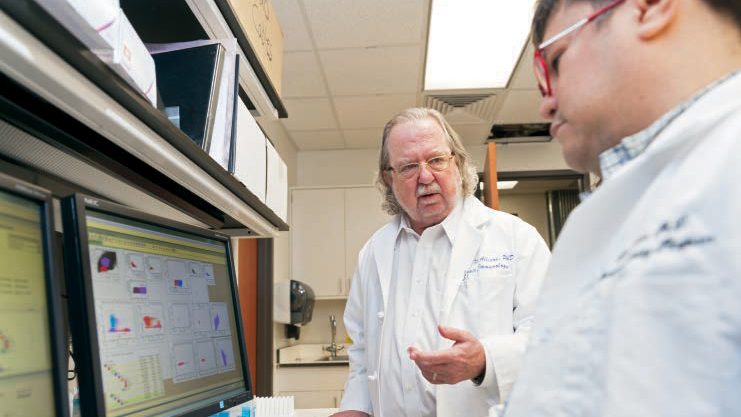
[62,195,251,417]
[0,175,67,417]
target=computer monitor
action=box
[61,194,252,417]
[0,172,69,417]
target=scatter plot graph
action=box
[101,305,135,341]
[169,303,191,331]
[213,338,235,372]
[172,343,196,382]
[127,254,144,274]
[210,303,230,337]
[166,260,190,294]
[203,264,215,285]
[191,305,212,334]
[145,257,162,279]
[97,251,118,273]
[128,281,148,299]
[139,305,165,335]
[196,340,216,374]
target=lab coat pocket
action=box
[459,269,515,329]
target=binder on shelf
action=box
[151,41,225,150]
[150,39,239,171]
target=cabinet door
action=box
[280,390,344,409]
[291,189,346,297]
[344,187,390,294]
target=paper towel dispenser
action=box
[274,280,315,339]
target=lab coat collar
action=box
[372,195,490,312]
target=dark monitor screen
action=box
[0,173,68,417]
[62,195,251,417]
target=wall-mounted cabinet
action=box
[290,187,390,298]
[0,1,289,236]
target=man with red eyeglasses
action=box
[500,0,741,416]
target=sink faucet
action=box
[324,315,344,358]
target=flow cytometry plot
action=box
[91,248,119,279]
[203,264,215,285]
[188,262,202,277]
[101,305,136,341]
[168,303,191,332]
[97,250,118,273]
[166,260,190,294]
[127,253,144,275]
[214,338,235,373]
[145,257,163,279]
[172,343,196,382]
[102,351,165,411]
[196,340,217,375]
[139,304,165,335]
[210,303,231,337]
[191,304,212,334]
[128,281,149,299]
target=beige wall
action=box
[498,193,550,244]
[296,141,569,188]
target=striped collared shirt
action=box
[598,70,741,181]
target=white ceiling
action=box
[272,0,546,151]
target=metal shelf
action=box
[0,3,289,235]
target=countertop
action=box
[278,343,349,367]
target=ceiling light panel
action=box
[424,0,536,90]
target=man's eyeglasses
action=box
[386,154,455,180]
[533,0,626,97]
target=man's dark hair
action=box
[531,0,741,46]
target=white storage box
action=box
[234,100,267,202]
[108,9,157,105]
[266,139,288,222]
[35,0,119,52]
[35,1,156,105]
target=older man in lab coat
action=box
[502,0,741,416]
[333,108,551,417]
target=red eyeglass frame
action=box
[533,0,626,97]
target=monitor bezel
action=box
[61,193,253,417]
[0,172,70,417]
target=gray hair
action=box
[375,107,479,215]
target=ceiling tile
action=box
[273,0,314,51]
[320,46,421,96]
[509,42,538,90]
[282,52,327,98]
[343,128,383,149]
[281,98,338,130]
[450,123,492,146]
[303,0,425,49]
[334,95,418,129]
[288,130,344,150]
[495,90,548,124]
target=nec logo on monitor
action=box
[84,197,100,207]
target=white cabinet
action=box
[280,390,344,409]
[291,187,390,298]
[291,189,346,297]
[276,366,348,409]
[344,187,390,287]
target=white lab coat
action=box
[504,73,741,417]
[341,196,551,417]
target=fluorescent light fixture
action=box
[424,0,536,90]
[497,181,518,190]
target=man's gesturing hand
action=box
[407,325,485,385]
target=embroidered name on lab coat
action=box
[600,214,715,280]
[463,254,515,283]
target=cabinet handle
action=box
[333,396,338,408]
